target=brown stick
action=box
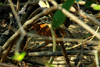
[1,39,17,62]
[16,0,20,13]
[0,62,18,67]
[55,29,71,67]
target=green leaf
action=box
[0,2,2,6]
[45,63,55,67]
[52,10,66,28]
[52,0,74,28]
[92,5,100,10]
[81,33,91,39]
[12,52,26,61]
[91,0,95,2]
[85,1,94,8]
[75,0,82,2]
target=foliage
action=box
[75,0,82,2]
[81,33,91,39]
[85,1,94,8]
[0,2,2,6]
[45,63,54,67]
[52,0,74,28]
[12,52,26,61]
[92,5,100,10]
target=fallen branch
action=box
[80,10,100,26]
[0,63,18,67]
[28,50,94,57]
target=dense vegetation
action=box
[0,0,100,67]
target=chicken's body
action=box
[31,24,66,45]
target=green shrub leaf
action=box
[85,1,94,8]
[0,2,2,6]
[92,5,100,10]
[12,52,26,61]
[81,33,91,39]
[75,0,82,2]
[52,0,74,28]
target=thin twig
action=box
[8,0,26,35]
[0,63,18,67]
[15,35,24,53]
[73,4,100,26]
[1,40,17,62]
[55,29,71,67]
[80,10,100,26]
[27,33,99,44]
[27,7,45,20]
[28,50,95,57]
[16,0,20,13]
[23,37,33,51]
[48,24,57,64]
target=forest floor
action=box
[26,19,99,67]
[0,0,100,67]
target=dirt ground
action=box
[26,19,98,67]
